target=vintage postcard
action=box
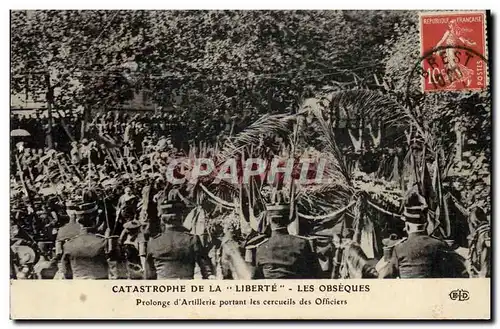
[9,9,491,320]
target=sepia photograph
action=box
[9,8,491,320]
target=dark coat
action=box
[255,230,320,279]
[56,222,81,242]
[62,228,109,279]
[145,226,213,279]
[384,232,468,278]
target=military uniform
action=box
[380,187,468,279]
[253,201,321,279]
[53,201,81,279]
[120,220,146,279]
[61,201,110,279]
[383,232,456,278]
[145,226,213,279]
[62,228,109,279]
[56,222,81,242]
[144,190,214,279]
[255,229,319,279]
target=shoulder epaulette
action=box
[245,237,269,249]
[303,235,320,240]
[395,237,407,246]
[293,234,312,240]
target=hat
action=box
[74,201,98,216]
[403,187,428,224]
[99,175,110,184]
[13,245,39,265]
[136,175,147,182]
[122,193,137,205]
[158,189,186,216]
[123,220,142,231]
[265,187,292,228]
[382,233,401,247]
[74,201,99,227]
[101,178,118,188]
[65,199,78,213]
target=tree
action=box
[11,10,145,143]
[380,11,491,211]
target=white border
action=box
[2,1,498,328]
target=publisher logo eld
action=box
[449,289,470,301]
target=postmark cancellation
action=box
[419,11,488,92]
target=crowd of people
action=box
[10,108,282,280]
[10,109,489,280]
[11,107,254,153]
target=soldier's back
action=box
[147,227,199,279]
[56,222,80,241]
[394,232,449,278]
[256,232,315,279]
[63,232,108,279]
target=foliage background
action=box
[11,10,491,210]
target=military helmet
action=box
[402,186,428,224]
[65,199,78,215]
[158,188,186,217]
[265,187,292,229]
[74,201,99,227]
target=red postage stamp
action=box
[419,11,488,92]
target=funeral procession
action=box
[10,10,491,280]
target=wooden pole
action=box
[331,218,346,279]
[44,72,54,149]
[288,117,300,235]
[88,147,92,190]
[15,154,29,196]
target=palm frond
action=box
[309,103,352,184]
[218,114,295,161]
[303,89,412,143]
[327,90,410,127]
[297,182,355,216]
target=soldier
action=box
[70,141,81,165]
[379,188,468,278]
[61,201,110,279]
[218,220,252,280]
[119,219,146,279]
[467,207,490,278]
[144,190,215,280]
[80,138,90,159]
[10,222,38,279]
[33,241,58,279]
[253,202,320,279]
[117,187,136,216]
[53,199,81,279]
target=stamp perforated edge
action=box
[417,10,489,93]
